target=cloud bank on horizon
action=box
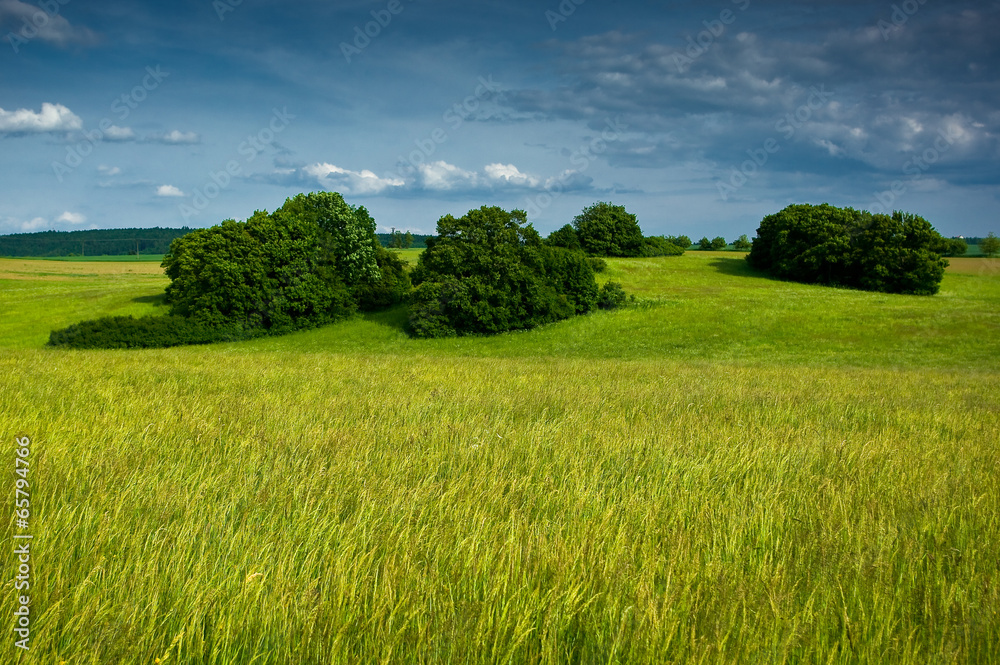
[1,0,997,238]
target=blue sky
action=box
[1,0,998,239]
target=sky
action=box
[1,0,998,239]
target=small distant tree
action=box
[710,236,727,250]
[698,236,712,250]
[403,231,414,249]
[733,234,752,251]
[573,202,644,257]
[981,232,1000,258]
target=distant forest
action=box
[0,228,432,257]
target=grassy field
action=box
[2,252,998,663]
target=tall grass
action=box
[1,254,999,663]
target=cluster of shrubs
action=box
[50,195,958,349]
[49,192,410,349]
[746,203,951,295]
[408,207,605,337]
[50,197,658,347]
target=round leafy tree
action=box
[747,203,948,295]
[572,202,644,257]
[408,206,600,337]
[161,191,400,331]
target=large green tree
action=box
[747,203,948,295]
[981,232,1000,258]
[409,206,600,337]
[162,192,397,331]
[572,202,644,257]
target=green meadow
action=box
[2,252,998,663]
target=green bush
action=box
[47,315,256,349]
[587,257,608,273]
[546,224,582,252]
[54,191,410,350]
[597,282,628,310]
[698,237,712,250]
[710,236,728,250]
[747,203,948,295]
[408,206,602,337]
[573,202,644,257]
[640,236,686,257]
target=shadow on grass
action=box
[708,257,777,281]
[361,304,410,333]
[133,293,167,306]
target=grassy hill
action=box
[1,252,998,662]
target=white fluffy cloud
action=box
[415,161,480,191]
[484,163,540,188]
[302,163,405,195]
[98,165,121,176]
[0,102,82,134]
[156,185,184,197]
[154,130,200,144]
[56,211,86,224]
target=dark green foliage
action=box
[408,206,601,338]
[733,234,752,251]
[597,282,628,309]
[981,232,1000,258]
[546,224,582,252]
[698,237,712,250]
[542,246,599,314]
[162,207,357,331]
[355,245,412,311]
[47,315,255,349]
[56,191,411,349]
[710,236,728,250]
[587,257,608,273]
[943,238,967,257]
[664,235,692,250]
[0,227,193,257]
[747,203,949,295]
[641,236,686,257]
[573,202,644,257]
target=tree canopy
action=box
[746,203,949,295]
[408,206,602,337]
[572,202,644,257]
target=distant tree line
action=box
[0,228,194,257]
